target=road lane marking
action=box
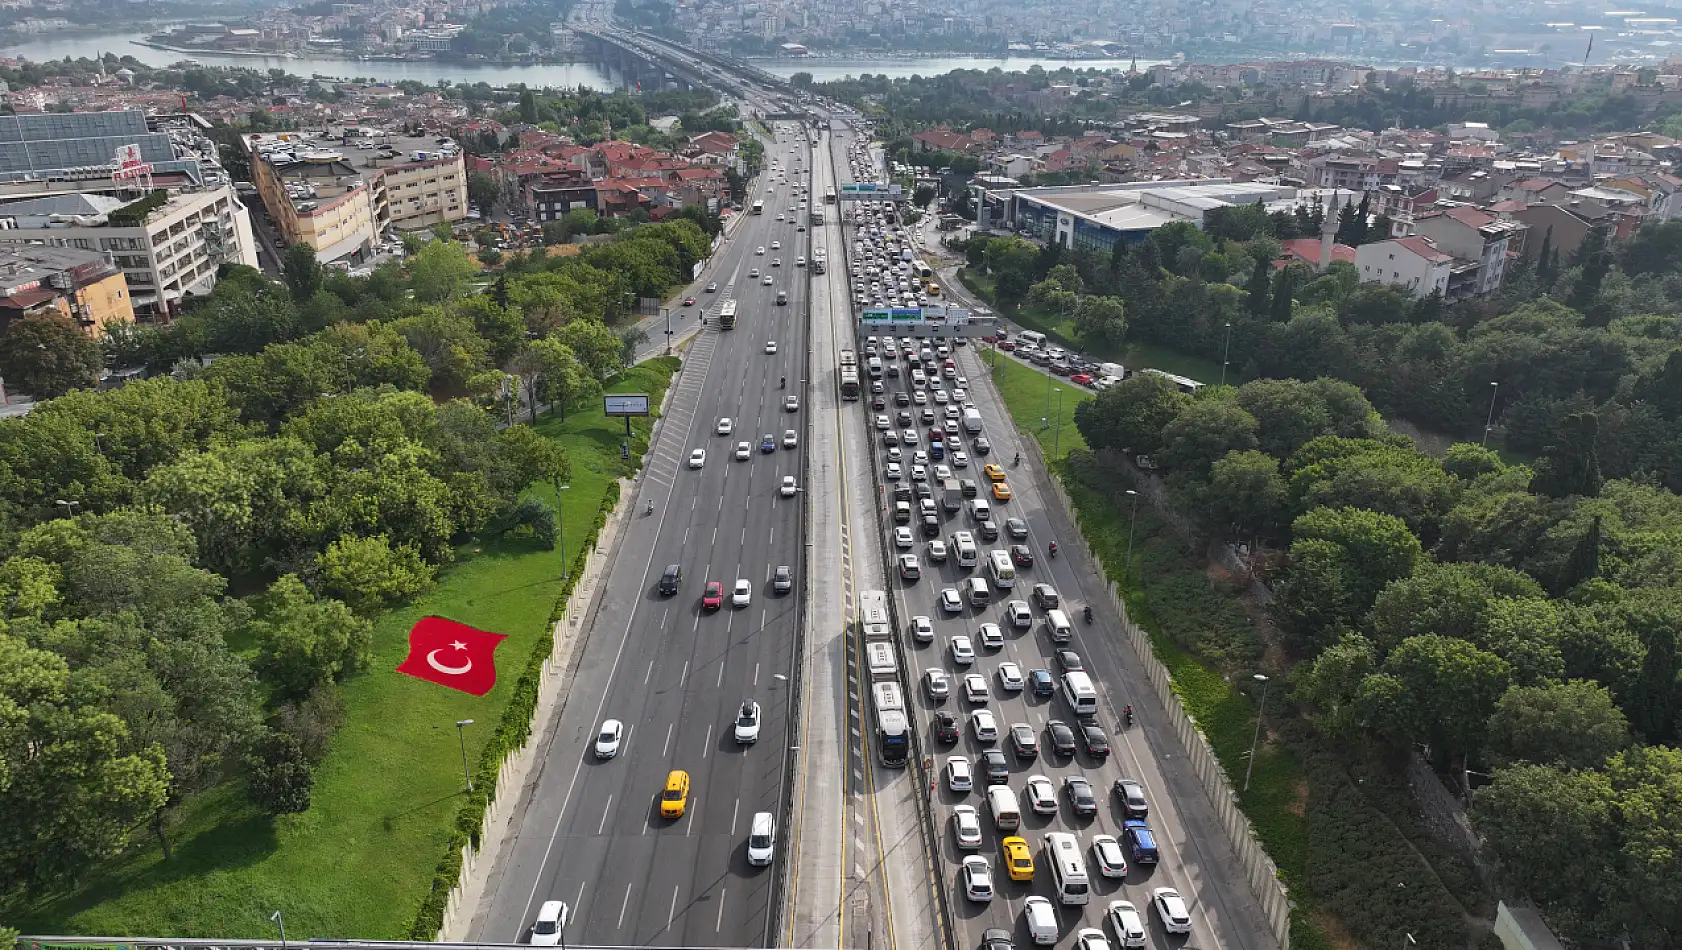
[680,660,689,687]
[617,884,633,929]
[645,659,655,685]
[663,722,675,757]
[702,723,713,758]
[732,796,741,835]
[753,662,760,686]
[717,662,726,688]
[597,795,613,835]
[669,884,680,928]
[716,887,728,932]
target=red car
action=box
[929,427,945,443]
[997,341,1018,351]
[683,296,696,306]
[1070,373,1094,386]
[702,581,723,610]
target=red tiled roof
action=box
[1278,237,1356,266]
[1394,236,1455,263]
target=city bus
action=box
[824,188,837,204]
[717,299,737,330]
[751,200,764,215]
[859,589,890,639]
[840,366,860,400]
[911,259,934,279]
[871,681,908,767]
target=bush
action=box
[248,731,315,815]
[316,535,438,615]
[270,684,347,765]
[483,498,557,549]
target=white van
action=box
[1045,608,1073,643]
[965,576,991,606]
[1062,670,1098,719]
[747,811,776,866]
[962,407,984,434]
[987,784,1021,830]
[988,549,1016,589]
[1014,330,1047,349]
[1044,832,1091,904]
[952,531,979,569]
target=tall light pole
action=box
[663,306,673,355]
[55,499,81,519]
[455,719,475,793]
[270,910,287,949]
[553,482,571,579]
[1124,489,1139,576]
[1243,674,1271,792]
[1052,387,1064,456]
[1482,381,1500,447]
[1220,321,1233,386]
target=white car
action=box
[940,588,964,614]
[781,475,798,497]
[688,448,706,469]
[997,662,1024,692]
[1074,928,1110,950]
[885,462,902,480]
[732,578,752,607]
[895,526,914,549]
[716,417,733,435]
[1091,834,1128,878]
[951,450,969,468]
[771,240,781,250]
[971,709,998,743]
[734,699,762,743]
[945,755,973,792]
[765,340,778,354]
[924,668,951,701]
[785,395,799,412]
[1023,896,1058,946]
[960,855,994,902]
[910,615,934,642]
[1106,901,1148,949]
[1024,775,1057,815]
[1152,888,1192,934]
[530,900,569,946]
[949,634,975,665]
[594,719,623,759]
[1005,601,1033,629]
[928,539,948,561]
[757,246,766,255]
[783,429,798,449]
[977,622,1005,650]
[734,441,752,461]
[952,803,984,849]
[962,672,990,704]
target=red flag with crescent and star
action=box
[396,616,508,696]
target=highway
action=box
[468,120,819,948]
[831,133,1279,950]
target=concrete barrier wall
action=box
[1042,474,1296,950]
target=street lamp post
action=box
[1220,322,1233,387]
[1243,673,1271,792]
[1482,381,1500,447]
[55,499,80,519]
[553,482,571,578]
[1124,489,1139,576]
[270,910,287,949]
[1053,387,1064,455]
[663,307,673,355]
[454,719,474,793]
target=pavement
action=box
[465,120,820,948]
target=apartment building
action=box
[1411,205,1524,297]
[0,244,134,334]
[244,129,467,263]
[1355,236,1455,299]
[0,187,258,320]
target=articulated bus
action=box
[859,589,890,639]
[751,200,765,215]
[840,366,860,400]
[717,299,738,330]
[824,188,837,204]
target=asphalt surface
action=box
[468,121,819,948]
[835,144,1277,950]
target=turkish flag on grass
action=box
[396,616,508,697]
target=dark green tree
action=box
[1530,411,1603,499]
[1244,256,1271,318]
[282,243,323,302]
[0,313,103,398]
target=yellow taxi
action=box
[1001,836,1035,881]
[983,463,1007,482]
[991,481,1013,502]
[660,769,691,818]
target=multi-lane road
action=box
[469,121,819,948]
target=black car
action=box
[893,484,913,502]
[658,563,683,596]
[914,482,933,500]
[960,478,979,498]
[1114,778,1149,818]
[978,519,1000,542]
[981,927,1015,950]
[1010,723,1039,760]
[895,391,911,407]
[933,712,959,744]
[897,411,913,427]
[921,513,941,537]
[872,396,887,411]
[1005,517,1030,540]
[1011,544,1035,567]
[1064,777,1097,816]
[1029,668,1055,696]
[1046,719,1078,757]
[972,436,992,456]
[1081,723,1110,759]
[1031,583,1060,610]
[1056,650,1084,672]
[981,748,1011,784]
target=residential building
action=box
[0,244,134,334]
[1411,205,1524,295]
[1356,236,1455,299]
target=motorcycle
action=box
[646,499,654,516]
[1048,542,1058,559]
[1083,605,1093,624]
[1123,705,1134,728]
[780,376,786,389]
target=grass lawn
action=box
[17,358,681,940]
[981,349,1321,946]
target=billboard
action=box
[840,183,904,201]
[860,305,973,327]
[604,394,651,417]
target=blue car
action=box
[760,434,776,453]
[1123,819,1159,865]
[1028,668,1055,696]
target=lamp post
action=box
[270,910,287,949]
[1052,387,1064,456]
[1044,371,1054,422]
[55,499,81,519]
[663,306,673,355]
[1220,322,1233,387]
[553,482,571,579]
[454,719,474,793]
[1482,381,1500,447]
[1124,489,1139,576]
[1243,674,1271,792]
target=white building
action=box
[1355,235,1455,299]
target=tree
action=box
[282,243,323,302]
[408,239,477,303]
[1356,634,1512,762]
[1204,449,1286,542]
[1530,410,1603,499]
[314,535,437,615]
[1071,295,1126,347]
[789,71,814,88]
[512,336,591,421]
[1155,397,1260,477]
[1244,256,1270,318]
[1072,372,1190,457]
[1487,680,1629,770]
[1473,764,1618,930]
[912,184,937,209]
[1292,506,1423,613]
[554,318,626,382]
[247,729,315,815]
[248,574,373,700]
[1292,631,1377,736]
[0,313,103,398]
[1269,266,1296,322]
[1273,538,1359,654]
[468,170,500,217]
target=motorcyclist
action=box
[1048,540,1058,558]
[1013,451,1021,466]
[780,375,787,389]
[1123,704,1134,726]
[646,499,654,515]
[1084,604,1093,623]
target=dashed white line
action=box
[715,887,728,932]
[662,722,675,757]
[716,662,726,688]
[753,662,760,686]
[597,795,613,835]
[645,659,655,685]
[680,660,689,687]
[668,885,680,929]
[702,723,713,758]
[617,884,634,929]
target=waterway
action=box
[0,28,1163,88]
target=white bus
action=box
[1043,832,1091,904]
[1013,330,1047,349]
[988,549,1016,589]
[859,589,890,639]
[751,200,765,215]
[1139,367,1205,394]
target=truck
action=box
[942,477,962,512]
[871,681,909,767]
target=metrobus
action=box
[860,589,890,638]
[911,259,933,279]
[871,681,908,767]
[717,299,737,329]
[751,200,764,215]
[1139,367,1204,394]
[824,188,837,204]
[840,366,860,400]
